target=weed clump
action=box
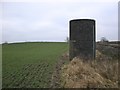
[61,50,118,88]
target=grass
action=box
[2,42,68,88]
[61,50,118,88]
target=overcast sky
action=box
[0,0,119,43]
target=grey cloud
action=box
[2,2,118,43]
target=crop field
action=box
[2,42,119,88]
[2,42,68,88]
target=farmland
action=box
[2,42,119,88]
[2,42,68,88]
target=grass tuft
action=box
[61,50,118,88]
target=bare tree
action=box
[100,37,109,43]
[65,37,69,43]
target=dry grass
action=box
[61,50,118,88]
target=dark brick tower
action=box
[69,19,96,60]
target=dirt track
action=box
[50,52,69,88]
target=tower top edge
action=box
[70,19,95,22]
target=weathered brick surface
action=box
[70,19,96,60]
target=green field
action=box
[2,42,68,88]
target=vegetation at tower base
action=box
[61,50,118,88]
